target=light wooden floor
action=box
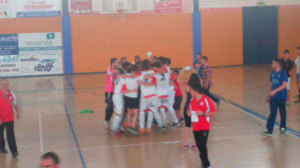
[0,65,299,168]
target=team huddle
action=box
[104,55,184,135]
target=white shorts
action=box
[168,90,175,105]
[287,77,291,90]
[113,94,124,115]
[140,96,157,112]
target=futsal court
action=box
[1,0,300,168]
[0,65,298,168]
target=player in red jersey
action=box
[188,82,217,168]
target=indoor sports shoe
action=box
[155,127,167,134]
[171,122,181,128]
[146,128,152,133]
[193,144,198,150]
[104,121,110,129]
[0,148,8,154]
[139,129,145,134]
[183,145,189,150]
[280,128,286,134]
[261,131,272,136]
[12,152,19,158]
[286,101,290,106]
[110,130,122,136]
[128,127,139,136]
[294,100,300,104]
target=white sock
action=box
[160,108,168,126]
[139,111,145,129]
[147,112,154,129]
[111,115,121,131]
[168,104,178,123]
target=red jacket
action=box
[189,95,216,131]
[0,90,16,123]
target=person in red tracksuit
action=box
[188,82,217,168]
[0,79,19,157]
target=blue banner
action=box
[17,11,61,18]
[0,34,19,56]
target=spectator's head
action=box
[200,56,208,64]
[165,58,171,66]
[40,152,60,168]
[152,61,163,73]
[189,82,204,98]
[158,56,167,66]
[272,58,283,70]
[120,57,128,63]
[0,79,9,92]
[297,46,300,56]
[172,69,180,80]
[110,58,118,69]
[131,64,139,74]
[197,53,202,62]
[134,55,141,63]
[141,59,151,71]
[284,49,290,59]
[122,62,132,73]
[187,73,200,87]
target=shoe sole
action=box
[261,133,272,137]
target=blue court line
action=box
[63,103,87,168]
[216,95,300,138]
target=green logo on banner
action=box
[47,33,55,40]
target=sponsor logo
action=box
[47,33,55,40]
[34,59,56,72]
[0,55,19,63]
[20,56,40,62]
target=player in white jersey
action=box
[111,72,126,134]
[123,63,140,132]
[158,57,180,127]
[138,60,163,134]
[153,61,178,128]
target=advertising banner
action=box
[0,32,63,77]
[154,0,182,13]
[16,0,61,17]
[71,0,92,14]
[0,0,9,18]
[0,34,19,56]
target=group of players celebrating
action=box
[104,54,184,135]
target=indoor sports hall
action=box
[0,0,299,168]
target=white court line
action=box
[224,101,299,138]
[53,134,261,153]
[39,113,44,153]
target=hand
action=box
[0,119,2,125]
[266,97,270,103]
[187,110,191,117]
[197,111,203,116]
[270,90,277,96]
[137,80,143,85]
[131,89,138,93]
[16,112,20,120]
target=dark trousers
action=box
[105,92,114,122]
[267,99,287,133]
[203,88,219,103]
[183,92,192,127]
[0,122,18,153]
[193,130,210,168]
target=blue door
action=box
[243,6,278,64]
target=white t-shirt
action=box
[139,70,157,98]
[10,91,17,105]
[114,77,125,95]
[156,73,170,97]
[124,74,139,98]
[295,56,300,74]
